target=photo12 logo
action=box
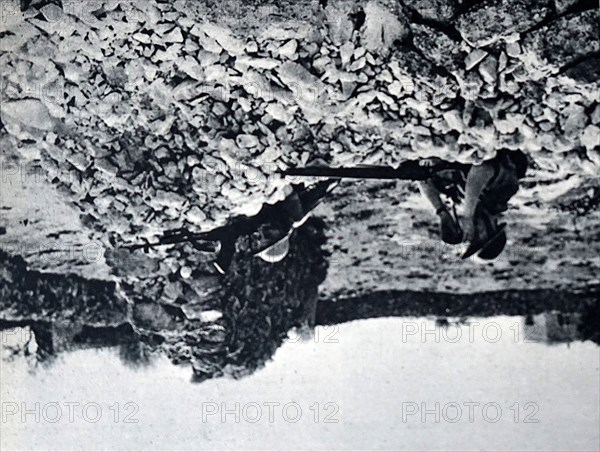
[0,241,105,266]
[201,401,340,424]
[1,402,140,424]
[285,325,340,344]
[401,402,539,424]
[399,320,546,344]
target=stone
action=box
[325,3,355,46]
[236,134,259,148]
[95,158,118,177]
[278,39,298,58]
[560,104,588,138]
[341,81,357,99]
[505,41,521,58]
[479,55,498,84]
[443,110,464,131]
[178,56,204,80]
[200,23,245,55]
[276,61,327,105]
[203,64,228,84]
[245,41,259,53]
[185,206,207,225]
[493,113,525,134]
[498,52,508,72]
[591,105,600,125]
[235,56,279,70]
[265,103,293,123]
[196,32,222,54]
[362,1,409,53]
[349,57,366,71]
[180,266,192,279]
[257,146,282,162]
[586,148,600,167]
[340,41,354,66]
[388,80,404,97]
[133,33,152,44]
[238,98,252,112]
[181,307,223,322]
[164,27,184,43]
[39,3,64,22]
[465,49,488,71]
[313,56,331,73]
[66,153,90,172]
[354,46,366,60]
[1,99,56,132]
[152,190,187,208]
[580,125,599,150]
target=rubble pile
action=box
[0,220,329,382]
[1,0,598,248]
[109,217,328,382]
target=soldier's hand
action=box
[419,157,442,167]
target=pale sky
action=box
[1,316,599,451]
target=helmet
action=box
[255,236,290,263]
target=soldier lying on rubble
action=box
[418,149,529,260]
[138,180,338,275]
[209,179,338,274]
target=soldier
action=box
[418,150,528,259]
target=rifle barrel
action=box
[281,161,470,181]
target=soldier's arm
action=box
[418,179,446,213]
[463,162,496,218]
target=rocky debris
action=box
[0,0,598,284]
[200,22,246,55]
[411,24,463,71]
[521,10,600,79]
[456,0,551,47]
[402,0,458,22]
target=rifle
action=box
[125,160,469,252]
[280,159,470,180]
